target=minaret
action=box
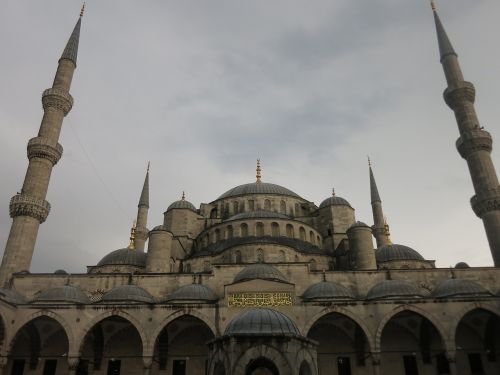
[431,2,500,266]
[134,163,150,251]
[0,7,84,284]
[369,158,389,247]
[256,159,262,184]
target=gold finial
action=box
[367,156,372,167]
[80,3,86,17]
[332,188,336,197]
[384,216,392,245]
[430,1,437,12]
[256,159,262,184]
[181,191,186,201]
[128,221,137,249]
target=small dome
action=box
[375,244,425,262]
[366,280,427,300]
[166,284,218,302]
[228,210,289,221]
[97,248,146,267]
[152,225,168,231]
[433,278,491,298]
[54,269,68,275]
[302,282,355,301]
[319,195,351,209]
[102,285,154,303]
[217,182,301,200]
[234,264,288,284]
[33,285,89,304]
[225,308,300,336]
[0,288,26,304]
[455,262,470,269]
[167,199,196,212]
[348,221,370,230]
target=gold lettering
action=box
[228,292,293,307]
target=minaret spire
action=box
[0,10,83,284]
[431,3,500,266]
[256,159,262,183]
[134,163,150,251]
[368,158,388,248]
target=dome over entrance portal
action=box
[225,308,300,336]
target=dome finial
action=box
[128,221,137,249]
[430,1,437,12]
[332,187,336,197]
[181,191,186,201]
[367,155,372,167]
[384,216,392,245]
[80,2,86,17]
[256,159,262,184]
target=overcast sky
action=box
[1,0,500,273]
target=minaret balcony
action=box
[444,81,476,109]
[9,194,51,223]
[42,87,74,115]
[456,129,493,158]
[27,137,63,165]
[471,187,500,217]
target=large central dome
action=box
[216,182,301,200]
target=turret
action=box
[347,221,376,270]
[0,7,84,284]
[431,2,500,266]
[146,226,173,273]
[134,163,150,251]
[369,159,389,247]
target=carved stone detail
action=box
[9,194,50,223]
[456,130,493,158]
[42,87,74,115]
[471,187,500,217]
[444,81,476,109]
[27,137,63,165]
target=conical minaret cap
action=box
[368,159,381,203]
[138,163,150,208]
[60,11,83,65]
[431,2,457,62]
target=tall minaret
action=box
[431,2,500,266]
[0,7,84,284]
[369,158,389,248]
[134,163,150,251]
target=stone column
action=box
[143,356,153,375]
[0,356,8,375]
[446,350,458,375]
[68,357,80,375]
[371,353,381,375]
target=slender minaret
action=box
[134,163,150,251]
[431,2,500,266]
[256,159,262,184]
[369,158,389,248]
[0,7,84,284]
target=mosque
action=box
[0,2,499,375]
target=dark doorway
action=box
[403,355,418,375]
[337,357,352,375]
[107,360,121,375]
[11,360,25,375]
[76,360,89,375]
[436,353,450,374]
[245,357,279,375]
[468,353,484,374]
[173,360,186,375]
[42,360,57,375]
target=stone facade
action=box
[1,5,500,375]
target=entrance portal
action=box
[246,358,279,375]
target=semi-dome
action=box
[217,182,301,200]
[166,284,218,302]
[97,248,147,267]
[225,308,300,336]
[375,244,425,262]
[228,210,289,221]
[302,281,355,301]
[0,288,27,304]
[167,199,196,212]
[234,264,288,284]
[455,262,470,269]
[33,285,89,304]
[54,269,68,275]
[348,221,370,229]
[433,278,491,298]
[366,280,427,300]
[319,195,351,209]
[102,285,154,303]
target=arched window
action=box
[234,250,242,263]
[271,222,280,236]
[309,259,317,271]
[299,227,306,241]
[215,229,221,242]
[280,200,286,214]
[257,249,264,263]
[240,223,248,237]
[233,201,239,213]
[248,200,255,211]
[185,264,191,273]
[224,203,229,215]
[295,203,300,216]
[264,199,271,211]
[279,250,286,262]
[286,224,294,238]
[256,222,264,237]
[227,225,233,239]
[210,208,218,218]
[317,235,321,246]
[310,231,315,244]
